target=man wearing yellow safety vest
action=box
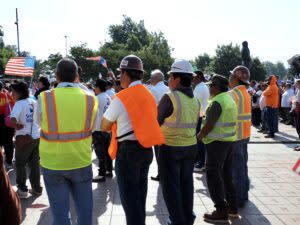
[36,58,99,225]
[229,66,252,208]
[197,75,238,223]
[158,59,200,225]
[101,55,165,225]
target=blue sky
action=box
[1,0,299,66]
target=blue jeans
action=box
[42,165,93,225]
[159,145,197,225]
[261,108,269,131]
[115,141,153,225]
[231,139,249,206]
[266,107,277,134]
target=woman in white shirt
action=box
[10,81,42,198]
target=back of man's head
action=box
[56,58,78,82]
[151,69,164,81]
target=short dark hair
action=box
[122,69,143,81]
[56,58,78,82]
[11,81,29,100]
[95,79,107,92]
[194,70,205,82]
[38,76,50,88]
[238,79,249,87]
[172,73,193,87]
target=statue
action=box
[241,41,251,69]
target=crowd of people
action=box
[0,54,299,225]
[248,76,300,150]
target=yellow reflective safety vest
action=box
[39,87,98,170]
[161,91,200,146]
[202,92,237,144]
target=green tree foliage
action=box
[250,57,267,81]
[193,53,211,72]
[69,43,100,80]
[263,61,287,78]
[102,16,173,81]
[208,43,242,77]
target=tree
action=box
[263,61,287,78]
[69,43,100,80]
[193,53,211,72]
[250,57,267,81]
[208,43,241,77]
[101,16,173,81]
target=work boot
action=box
[204,209,228,223]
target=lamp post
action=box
[15,8,20,56]
[64,35,68,57]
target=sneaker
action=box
[227,208,239,218]
[105,171,113,178]
[204,209,228,223]
[29,188,43,196]
[92,175,105,183]
[17,189,28,199]
[150,175,160,181]
[194,166,206,173]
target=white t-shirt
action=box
[10,98,40,139]
[94,92,111,131]
[259,95,266,110]
[281,88,294,108]
[148,81,170,105]
[106,89,116,98]
[193,82,210,115]
[252,90,262,107]
[103,81,142,141]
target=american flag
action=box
[292,158,300,175]
[86,56,107,68]
[5,57,36,77]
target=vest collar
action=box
[129,80,142,88]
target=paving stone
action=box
[244,215,285,225]
[255,197,290,205]
[277,215,300,225]
[265,204,300,215]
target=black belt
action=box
[116,130,134,140]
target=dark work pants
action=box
[159,145,197,225]
[15,138,42,192]
[153,145,160,176]
[92,131,112,176]
[0,115,15,164]
[295,111,300,138]
[205,141,237,211]
[251,108,261,126]
[231,139,250,206]
[266,107,277,135]
[115,141,153,225]
[195,117,206,168]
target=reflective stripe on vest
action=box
[163,91,200,128]
[40,130,92,141]
[231,87,251,140]
[41,91,95,141]
[207,131,236,139]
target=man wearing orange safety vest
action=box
[36,58,99,225]
[101,55,165,225]
[229,66,252,208]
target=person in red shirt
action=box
[0,81,15,169]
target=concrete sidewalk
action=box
[6,124,300,225]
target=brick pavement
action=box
[6,124,300,225]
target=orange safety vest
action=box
[230,85,251,140]
[108,84,165,159]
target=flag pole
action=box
[15,8,21,56]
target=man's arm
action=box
[197,102,222,141]
[101,117,114,132]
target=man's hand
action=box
[15,124,24,130]
[101,117,114,132]
[107,70,116,81]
